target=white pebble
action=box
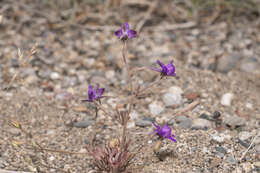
[50,72,60,80]
[149,102,164,115]
[162,92,182,106]
[221,93,234,106]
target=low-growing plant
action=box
[8,22,178,172]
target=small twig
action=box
[136,0,158,32]
[147,21,196,31]
[137,76,162,95]
[173,99,200,117]
[240,131,260,162]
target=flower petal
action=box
[150,67,162,73]
[128,30,137,38]
[168,136,177,142]
[115,29,123,38]
[122,22,130,32]
[152,122,160,129]
[156,60,165,68]
[97,88,105,97]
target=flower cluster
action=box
[151,60,176,78]
[83,85,105,102]
[152,122,176,142]
[115,22,137,41]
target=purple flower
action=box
[83,85,105,102]
[115,23,137,41]
[152,122,176,142]
[151,60,176,77]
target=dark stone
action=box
[200,113,211,121]
[213,111,221,119]
[238,139,250,148]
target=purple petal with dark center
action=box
[115,29,123,38]
[128,30,137,38]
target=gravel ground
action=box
[0,1,260,173]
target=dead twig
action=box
[240,131,260,162]
[175,99,200,116]
[148,21,196,31]
[136,0,158,33]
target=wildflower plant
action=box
[86,22,178,172]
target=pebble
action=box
[238,139,250,148]
[105,70,116,81]
[73,117,95,128]
[8,128,21,136]
[175,115,192,129]
[226,156,238,165]
[191,118,211,130]
[50,72,60,80]
[240,57,259,73]
[129,110,140,120]
[149,102,164,116]
[217,53,242,73]
[199,113,211,121]
[215,146,227,157]
[238,131,253,141]
[221,93,234,106]
[224,115,246,128]
[135,117,154,127]
[168,86,183,95]
[211,133,231,143]
[162,92,182,106]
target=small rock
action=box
[149,102,164,116]
[192,118,211,130]
[240,57,259,73]
[199,113,211,121]
[211,133,231,143]
[238,139,250,148]
[50,72,60,80]
[215,146,227,157]
[226,156,238,165]
[130,110,140,120]
[221,93,234,106]
[127,120,135,128]
[217,53,242,73]
[135,117,154,127]
[25,75,38,84]
[162,92,182,106]
[105,70,115,80]
[238,131,252,141]
[8,128,21,136]
[175,115,192,129]
[213,111,221,119]
[224,115,246,128]
[74,119,94,128]
[168,86,183,95]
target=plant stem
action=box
[138,76,162,95]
